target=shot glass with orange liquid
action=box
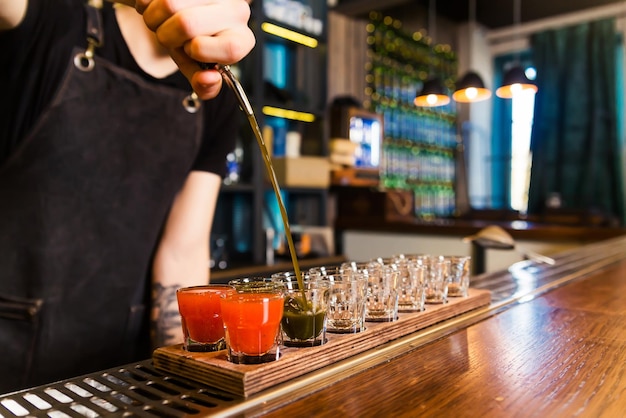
[176,284,236,352]
[221,278,285,364]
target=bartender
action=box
[0,0,254,393]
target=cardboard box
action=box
[270,156,331,188]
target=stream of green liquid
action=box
[218,65,306,305]
[246,113,303,284]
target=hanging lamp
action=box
[495,65,537,98]
[415,78,450,107]
[452,0,491,103]
[495,0,538,98]
[415,0,450,107]
[453,71,491,102]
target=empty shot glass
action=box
[443,256,471,297]
[271,271,330,347]
[421,256,450,304]
[176,284,236,352]
[309,266,367,333]
[343,261,399,322]
[376,257,425,313]
[399,259,427,312]
[221,278,285,364]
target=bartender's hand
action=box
[135,0,255,100]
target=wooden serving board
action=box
[152,288,491,397]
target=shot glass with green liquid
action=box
[271,271,330,347]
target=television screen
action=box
[349,114,382,169]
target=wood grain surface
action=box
[152,289,491,397]
[251,262,626,417]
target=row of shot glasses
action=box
[175,254,471,364]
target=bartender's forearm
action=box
[150,171,220,348]
[151,247,210,348]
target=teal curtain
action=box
[528,18,625,224]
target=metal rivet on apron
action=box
[182,92,201,114]
[73,52,95,72]
[74,41,97,72]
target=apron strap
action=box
[85,1,104,48]
[74,1,104,72]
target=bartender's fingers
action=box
[139,0,211,30]
[141,0,251,42]
[136,0,251,15]
[190,71,224,100]
[134,0,159,15]
[169,48,223,100]
[183,29,255,65]
[152,8,253,59]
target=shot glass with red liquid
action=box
[176,284,236,352]
[221,278,285,364]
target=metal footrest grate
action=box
[0,360,240,417]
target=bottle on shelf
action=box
[366,11,458,219]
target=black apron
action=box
[0,4,203,392]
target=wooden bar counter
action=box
[1,237,625,417]
[255,263,626,417]
[238,237,626,417]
